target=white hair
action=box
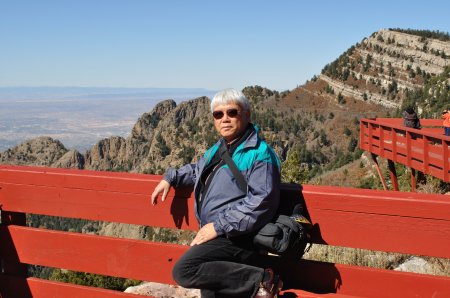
[210,88,250,112]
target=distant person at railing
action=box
[151,88,282,298]
[442,108,450,136]
[402,106,421,129]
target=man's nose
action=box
[222,114,231,121]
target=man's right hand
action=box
[151,180,171,205]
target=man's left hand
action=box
[190,223,218,246]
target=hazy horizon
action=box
[0,87,217,152]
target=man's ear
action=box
[245,109,251,120]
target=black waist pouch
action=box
[253,214,311,259]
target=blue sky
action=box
[1,0,449,92]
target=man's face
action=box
[212,102,250,142]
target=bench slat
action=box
[276,259,450,298]
[0,165,160,194]
[0,165,192,201]
[307,208,450,258]
[0,182,198,230]
[0,276,147,298]
[301,185,450,258]
[2,166,448,221]
[0,225,187,284]
[3,227,449,298]
[2,225,450,297]
[302,184,450,220]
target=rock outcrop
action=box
[53,149,85,169]
[83,96,213,173]
[319,28,450,109]
[394,256,442,275]
[125,282,200,297]
[0,136,69,166]
[97,222,147,240]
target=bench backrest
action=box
[1,165,449,298]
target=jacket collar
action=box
[242,123,259,149]
[206,123,260,163]
[226,123,259,152]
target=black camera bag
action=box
[253,213,311,259]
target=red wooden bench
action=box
[1,165,449,297]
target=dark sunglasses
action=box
[212,108,240,120]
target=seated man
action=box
[151,88,282,297]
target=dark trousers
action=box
[445,127,450,136]
[172,236,265,298]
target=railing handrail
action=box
[361,117,449,140]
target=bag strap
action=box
[219,142,248,193]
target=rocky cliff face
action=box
[320,29,450,109]
[0,136,75,167]
[82,99,178,172]
[81,96,214,173]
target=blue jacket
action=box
[164,125,281,237]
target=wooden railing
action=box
[360,118,450,182]
[1,165,450,297]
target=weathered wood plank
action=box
[0,225,187,284]
[271,258,450,298]
[0,276,147,298]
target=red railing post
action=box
[411,169,417,192]
[371,153,388,190]
[423,136,429,173]
[359,120,365,150]
[368,122,373,153]
[388,160,399,191]
[392,129,398,162]
[406,131,412,168]
[379,125,385,156]
[444,140,450,182]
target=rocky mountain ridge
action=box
[320,29,450,109]
[1,29,449,189]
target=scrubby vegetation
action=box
[389,28,450,42]
[399,65,450,117]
